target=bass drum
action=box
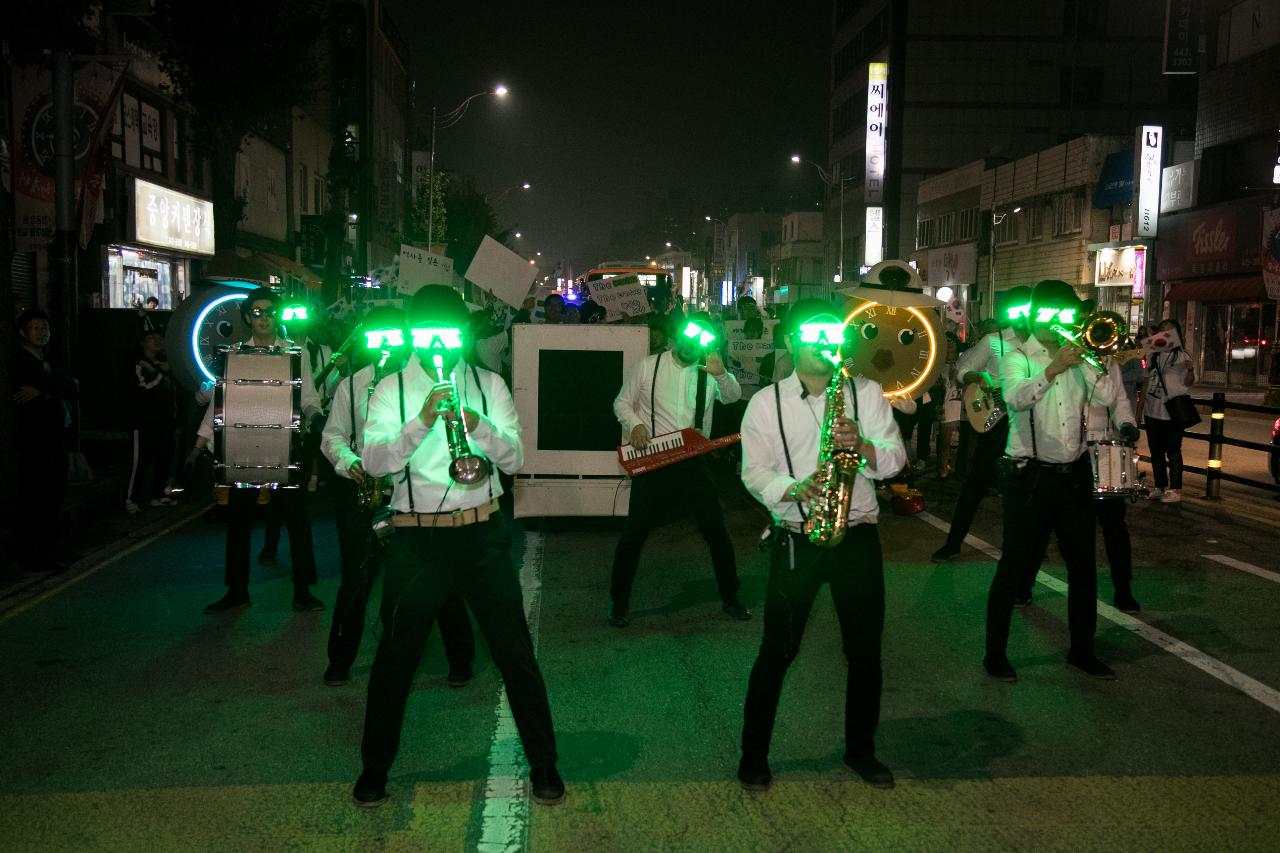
[165,280,260,393]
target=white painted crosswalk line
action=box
[915,511,1280,714]
[1202,554,1280,585]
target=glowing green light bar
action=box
[681,321,717,348]
[364,328,405,349]
[798,322,848,346]
[1034,306,1077,325]
[282,305,309,322]
[410,326,464,350]
[1006,303,1031,320]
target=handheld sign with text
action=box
[588,274,649,322]
[398,243,454,292]
[465,235,540,308]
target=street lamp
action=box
[427,83,509,247]
[987,206,1022,313]
[791,154,856,284]
[492,181,532,205]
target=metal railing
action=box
[1141,392,1280,499]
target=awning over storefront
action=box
[1162,275,1268,302]
[1092,150,1133,209]
[208,250,322,290]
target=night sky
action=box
[383,0,832,275]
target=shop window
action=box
[957,207,978,242]
[936,212,955,245]
[103,244,183,309]
[915,217,935,250]
[1026,204,1044,241]
[1052,192,1084,236]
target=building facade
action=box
[768,211,827,305]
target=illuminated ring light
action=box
[843,302,940,400]
[192,292,248,384]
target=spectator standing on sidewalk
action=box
[126,330,178,513]
[9,309,78,571]
[1144,319,1195,504]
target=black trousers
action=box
[941,419,1009,551]
[13,432,67,570]
[224,487,317,595]
[1020,496,1133,600]
[986,457,1097,659]
[327,478,474,670]
[1145,416,1184,489]
[361,519,557,774]
[742,523,885,763]
[128,425,173,504]
[610,456,739,607]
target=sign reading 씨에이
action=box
[134,178,215,255]
[588,274,649,322]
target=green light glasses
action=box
[1033,306,1077,325]
[410,326,464,350]
[282,305,309,322]
[797,322,848,346]
[1006,303,1031,321]
[681,321,717,348]
[364,328,405,349]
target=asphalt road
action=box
[1,466,1277,852]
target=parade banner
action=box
[588,274,649,322]
[10,60,127,252]
[1263,207,1280,301]
[399,243,454,292]
[465,235,538,307]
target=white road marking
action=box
[916,511,1280,714]
[477,531,544,852]
[1201,554,1280,585]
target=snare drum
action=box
[212,347,304,488]
[1087,439,1137,497]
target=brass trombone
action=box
[1050,310,1127,373]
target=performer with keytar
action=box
[609,312,751,628]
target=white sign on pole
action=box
[398,243,454,292]
[465,235,539,307]
[865,62,889,205]
[1137,125,1163,238]
[865,206,885,266]
[588,274,649,321]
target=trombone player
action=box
[737,299,906,792]
[351,286,563,809]
[319,305,474,688]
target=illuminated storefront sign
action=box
[865,62,888,205]
[134,178,215,255]
[865,206,884,267]
[1137,125,1163,238]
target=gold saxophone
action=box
[804,359,865,548]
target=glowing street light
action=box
[428,83,510,245]
[790,153,856,283]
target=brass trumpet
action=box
[431,353,491,486]
[1050,310,1127,373]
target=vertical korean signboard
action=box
[1137,125,1163,238]
[864,62,889,266]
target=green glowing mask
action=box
[282,305,309,322]
[681,321,717,348]
[364,328,405,349]
[1033,306,1077,325]
[1006,303,1031,321]
[797,322,848,346]
[410,326,464,351]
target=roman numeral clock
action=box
[837,260,945,401]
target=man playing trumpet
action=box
[737,300,906,792]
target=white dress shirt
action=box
[614,350,742,438]
[955,328,1020,389]
[197,337,322,441]
[740,372,907,525]
[361,356,521,512]
[1144,350,1191,421]
[1086,359,1138,442]
[321,363,381,479]
[1000,335,1123,463]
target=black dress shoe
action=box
[983,655,1018,683]
[530,765,565,805]
[292,591,325,612]
[204,593,251,614]
[1067,652,1116,680]
[352,769,388,808]
[930,544,960,563]
[844,754,895,789]
[324,663,350,686]
[737,756,772,791]
[447,662,474,688]
[1113,592,1141,613]
[607,599,629,628]
[722,599,752,621]
[257,549,277,566]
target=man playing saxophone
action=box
[319,304,474,689]
[738,299,907,792]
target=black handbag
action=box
[1152,355,1201,428]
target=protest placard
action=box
[465,236,539,307]
[588,274,649,322]
[399,244,454,292]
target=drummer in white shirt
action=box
[984,280,1128,683]
[351,285,563,810]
